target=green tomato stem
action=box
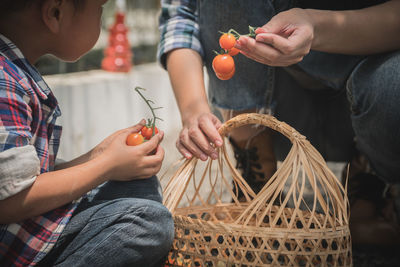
[134,86,163,137]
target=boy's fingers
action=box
[120,119,147,139]
[129,119,146,132]
[141,131,164,153]
[153,144,165,160]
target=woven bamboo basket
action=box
[163,113,352,267]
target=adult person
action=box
[158,0,400,245]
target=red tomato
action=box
[126,133,144,146]
[219,33,236,50]
[228,47,240,56]
[216,66,235,80]
[212,54,235,75]
[141,126,159,140]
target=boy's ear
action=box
[41,0,64,34]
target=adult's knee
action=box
[346,51,400,182]
[347,51,400,121]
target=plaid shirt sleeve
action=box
[0,61,40,199]
[157,0,203,69]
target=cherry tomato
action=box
[141,126,159,140]
[219,33,236,50]
[212,54,235,75]
[228,47,240,56]
[126,133,144,146]
[216,66,235,80]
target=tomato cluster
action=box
[212,33,239,81]
[126,125,159,146]
[212,26,257,81]
[125,87,163,146]
[141,125,159,140]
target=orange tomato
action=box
[216,66,235,80]
[212,54,235,75]
[141,126,159,140]
[126,133,144,146]
[219,33,236,50]
[228,47,240,56]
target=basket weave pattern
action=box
[163,114,352,267]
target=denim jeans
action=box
[273,51,400,184]
[37,176,174,267]
[197,0,400,183]
[346,51,400,183]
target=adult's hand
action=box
[177,112,222,161]
[235,8,313,67]
[237,1,400,62]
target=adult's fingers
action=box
[198,114,223,148]
[238,36,304,66]
[236,36,283,62]
[256,32,311,56]
[255,33,295,54]
[178,127,210,161]
[176,137,194,159]
[240,50,303,67]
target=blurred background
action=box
[37,0,160,75]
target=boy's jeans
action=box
[37,176,174,267]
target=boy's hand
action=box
[100,123,165,181]
[90,120,146,159]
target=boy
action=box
[0,0,174,266]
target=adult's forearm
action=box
[309,0,400,55]
[0,156,109,224]
[166,48,210,123]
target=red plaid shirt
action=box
[0,34,77,266]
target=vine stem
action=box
[134,86,163,137]
[227,26,258,39]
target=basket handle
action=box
[218,113,306,144]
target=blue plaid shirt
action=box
[158,0,203,68]
[0,34,77,266]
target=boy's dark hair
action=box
[0,0,83,15]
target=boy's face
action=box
[54,0,108,62]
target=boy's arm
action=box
[0,82,107,223]
[0,76,164,224]
[0,155,109,224]
[54,151,92,170]
[0,129,164,224]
